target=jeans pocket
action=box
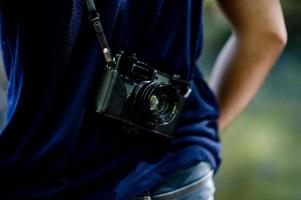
[152,170,215,200]
[133,162,216,200]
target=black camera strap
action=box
[85,0,113,64]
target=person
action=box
[0,0,286,199]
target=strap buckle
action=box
[89,13,100,22]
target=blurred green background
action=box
[201,0,301,199]
[0,1,300,199]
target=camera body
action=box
[95,52,191,138]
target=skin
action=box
[209,0,287,132]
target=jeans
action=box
[133,162,215,200]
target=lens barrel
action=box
[129,81,180,125]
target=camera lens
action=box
[130,81,180,125]
[149,95,160,111]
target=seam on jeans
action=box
[151,170,214,200]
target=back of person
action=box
[0,0,220,199]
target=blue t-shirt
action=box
[0,0,221,199]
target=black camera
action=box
[85,0,191,138]
[95,52,191,138]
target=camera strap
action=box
[85,0,113,64]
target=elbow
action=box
[237,26,288,54]
[261,25,288,52]
[236,21,288,48]
[271,27,288,50]
[254,28,288,67]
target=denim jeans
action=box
[133,162,215,200]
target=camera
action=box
[85,0,191,138]
[95,52,191,138]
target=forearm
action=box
[209,32,286,132]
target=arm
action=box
[209,0,287,132]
